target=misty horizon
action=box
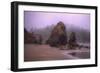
[24,11,90,32]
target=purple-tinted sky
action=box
[24,11,90,31]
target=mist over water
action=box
[24,11,90,43]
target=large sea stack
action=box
[46,21,67,47]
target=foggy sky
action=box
[24,11,90,31]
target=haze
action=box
[24,11,90,31]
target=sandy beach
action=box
[24,44,90,62]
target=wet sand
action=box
[24,44,90,62]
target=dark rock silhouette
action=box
[46,21,67,47]
[68,32,78,49]
[24,28,42,44]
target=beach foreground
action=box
[24,44,90,62]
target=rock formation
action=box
[24,28,42,44]
[68,32,78,49]
[46,21,67,47]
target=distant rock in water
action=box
[68,32,78,49]
[46,21,67,47]
[24,28,42,44]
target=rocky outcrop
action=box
[46,21,67,47]
[24,28,42,44]
[68,32,78,49]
